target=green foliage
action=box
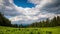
[0,12,11,26]
[30,32,33,34]
[46,31,52,34]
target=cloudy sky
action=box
[0,0,60,24]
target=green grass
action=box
[0,26,60,34]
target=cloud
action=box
[0,0,60,24]
[41,0,60,14]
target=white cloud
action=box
[0,0,3,5]
[28,0,54,5]
[0,0,60,24]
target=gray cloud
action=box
[41,0,60,14]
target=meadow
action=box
[0,26,60,34]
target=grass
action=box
[0,26,60,34]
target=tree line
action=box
[0,12,60,28]
[29,16,60,27]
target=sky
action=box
[13,0,36,8]
[0,0,60,24]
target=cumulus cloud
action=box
[0,0,60,24]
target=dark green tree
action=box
[0,12,11,26]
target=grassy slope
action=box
[0,26,60,34]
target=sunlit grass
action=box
[0,26,60,34]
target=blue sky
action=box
[13,0,36,8]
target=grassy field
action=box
[0,26,60,34]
